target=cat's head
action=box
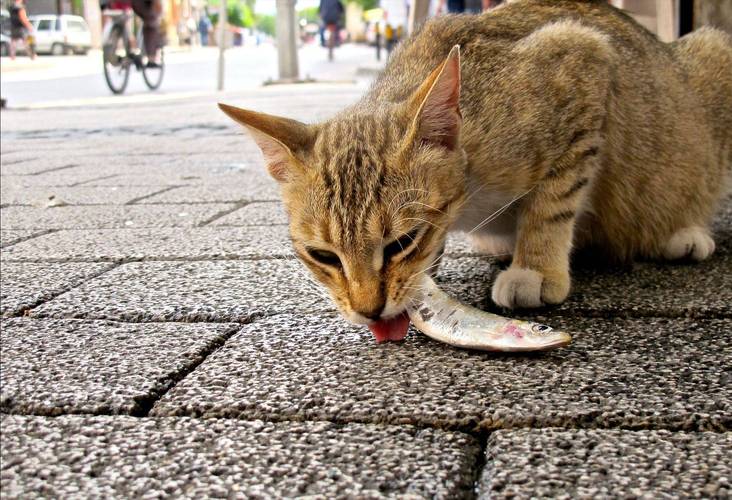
[220,47,466,330]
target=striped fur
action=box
[221,0,732,315]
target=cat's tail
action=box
[671,27,732,175]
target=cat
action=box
[220,0,732,341]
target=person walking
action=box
[9,0,35,60]
[198,11,211,47]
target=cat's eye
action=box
[307,248,342,268]
[384,229,420,261]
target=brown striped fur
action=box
[221,0,732,317]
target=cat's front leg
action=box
[491,150,599,309]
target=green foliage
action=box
[209,0,255,28]
[349,0,378,11]
[255,14,276,36]
[298,6,320,24]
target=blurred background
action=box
[1,0,731,108]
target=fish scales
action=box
[406,275,571,352]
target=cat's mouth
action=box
[367,312,411,343]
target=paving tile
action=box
[0,204,233,230]
[211,201,289,226]
[0,226,293,262]
[444,232,479,256]
[29,257,491,323]
[438,252,732,320]
[1,262,115,316]
[532,254,732,319]
[151,314,730,432]
[0,157,79,176]
[138,180,280,202]
[0,185,164,206]
[479,429,731,498]
[31,260,334,322]
[0,415,479,499]
[52,159,275,189]
[712,196,731,254]
[0,172,112,188]
[0,318,238,416]
[0,230,52,248]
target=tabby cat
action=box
[220,0,732,341]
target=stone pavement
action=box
[1,84,730,498]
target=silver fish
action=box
[406,274,571,352]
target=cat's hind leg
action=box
[662,226,716,261]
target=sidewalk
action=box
[1,85,730,498]
[0,43,384,108]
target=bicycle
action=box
[102,9,164,94]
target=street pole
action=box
[217,0,228,91]
[275,0,299,82]
[408,0,430,35]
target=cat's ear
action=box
[408,45,462,150]
[218,103,313,183]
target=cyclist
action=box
[318,0,343,60]
[101,0,163,67]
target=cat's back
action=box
[368,0,666,104]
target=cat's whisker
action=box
[402,217,446,232]
[387,188,430,213]
[408,251,446,279]
[454,184,485,213]
[393,200,448,216]
[466,187,534,236]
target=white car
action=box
[29,14,92,55]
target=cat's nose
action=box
[357,304,385,321]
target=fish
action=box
[406,274,571,352]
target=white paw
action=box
[662,227,716,262]
[491,267,544,309]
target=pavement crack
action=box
[131,324,246,417]
[0,229,57,249]
[5,262,122,318]
[0,157,39,166]
[468,433,490,500]
[28,164,79,176]
[125,186,183,205]
[196,202,251,227]
[70,174,120,187]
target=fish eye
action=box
[532,324,553,334]
[384,228,420,261]
[307,248,342,268]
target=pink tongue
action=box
[368,312,410,343]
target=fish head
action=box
[501,321,572,351]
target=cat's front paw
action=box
[491,267,570,309]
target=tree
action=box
[209,0,255,28]
[349,0,378,11]
[299,6,320,24]
[255,14,276,36]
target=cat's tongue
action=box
[368,312,410,343]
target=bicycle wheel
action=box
[103,24,130,94]
[142,47,164,90]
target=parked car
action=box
[0,32,9,56]
[1,8,9,56]
[28,14,92,55]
